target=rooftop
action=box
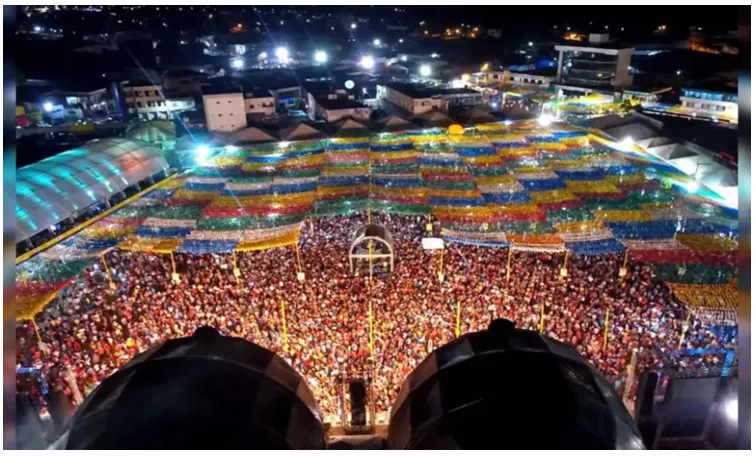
[683,80,738,95]
[555,39,634,51]
[244,88,273,99]
[383,82,481,99]
[315,97,367,111]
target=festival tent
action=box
[455,107,498,125]
[278,122,327,141]
[331,117,375,138]
[376,115,418,133]
[417,109,454,128]
[225,126,279,144]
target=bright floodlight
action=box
[504,120,513,126]
[490,102,498,109]
[225,145,239,154]
[314,50,328,63]
[399,38,404,43]
[351,23,357,29]
[401,55,408,62]
[373,38,381,46]
[619,136,634,152]
[725,399,738,422]
[275,47,289,61]
[538,113,554,126]
[43,102,54,112]
[419,65,432,77]
[528,41,533,46]
[195,145,211,165]
[360,56,375,70]
[259,52,268,59]
[230,57,245,69]
[345,80,356,90]
[34,25,41,32]
[682,180,699,193]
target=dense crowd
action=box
[16,212,731,420]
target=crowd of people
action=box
[16,212,733,421]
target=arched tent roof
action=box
[16,138,169,243]
[351,224,394,247]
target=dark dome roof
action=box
[388,319,644,450]
[53,327,326,449]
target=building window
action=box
[218,114,222,117]
[137,102,143,108]
[144,90,152,97]
[249,104,255,109]
[228,100,232,103]
[216,101,221,105]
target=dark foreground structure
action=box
[51,327,326,449]
[51,320,738,449]
[388,318,644,449]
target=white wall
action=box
[244,97,276,115]
[124,85,169,119]
[203,93,247,132]
[377,85,447,115]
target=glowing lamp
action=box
[314,50,328,63]
[437,272,445,283]
[297,272,306,282]
[373,38,381,46]
[195,145,211,165]
[230,57,245,69]
[560,267,568,277]
[538,113,554,126]
[275,46,289,61]
[619,267,627,278]
[419,65,432,77]
[447,124,464,136]
[360,56,375,70]
[43,102,54,112]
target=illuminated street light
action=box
[230,57,245,69]
[538,113,554,127]
[400,55,408,62]
[225,145,238,154]
[275,46,289,62]
[430,53,439,58]
[373,38,381,46]
[399,38,404,43]
[314,50,328,63]
[360,56,375,70]
[259,52,268,59]
[195,145,211,166]
[618,137,634,152]
[34,25,42,32]
[419,65,432,77]
[43,102,54,112]
[676,70,682,75]
[528,41,533,46]
[351,23,357,29]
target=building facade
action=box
[679,87,738,118]
[555,34,635,92]
[202,92,247,133]
[376,84,449,115]
[243,90,276,118]
[124,84,170,120]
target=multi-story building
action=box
[123,83,170,120]
[202,85,248,133]
[555,34,635,96]
[377,83,485,115]
[304,84,372,123]
[243,89,276,119]
[679,83,738,119]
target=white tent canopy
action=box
[16,138,169,243]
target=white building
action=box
[679,85,738,119]
[202,90,247,133]
[310,96,371,123]
[243,89,276,118]
[376,83,449,115]
[555,34,635,93]
[508,70,556,87]
[124,84,170,120]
